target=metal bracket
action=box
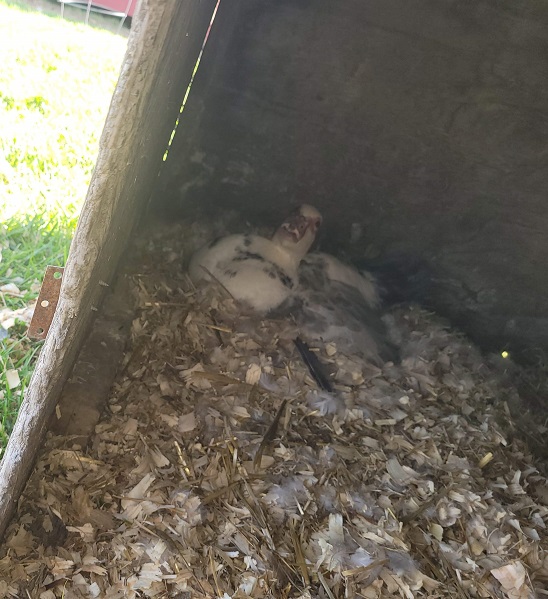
[28,266,65,340]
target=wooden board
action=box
[0,0,218,540]
[160,0,548,357]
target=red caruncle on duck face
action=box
[280,210,322,242]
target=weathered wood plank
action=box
[49,270,136,443]
[0,0,218,540]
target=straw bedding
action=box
[1,219,547,598]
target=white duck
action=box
[188,204,397,364]
[188,204,322,312]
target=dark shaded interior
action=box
[156,0,548,361]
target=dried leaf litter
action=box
[1,219,548,599]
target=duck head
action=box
[272,204,322,260]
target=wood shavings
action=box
[491,561,532,599]
[1,220,548,598]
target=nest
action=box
[1,220,547,598]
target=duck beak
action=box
[280,221,302,242]
[280,214,321,242]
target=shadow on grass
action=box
[0,209,77,450]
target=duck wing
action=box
[293,253,398,365]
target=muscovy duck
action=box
[188,204,396,364]
[188,204,322,312]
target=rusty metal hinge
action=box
[28,266,64,340]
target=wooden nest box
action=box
[1,0,548,537]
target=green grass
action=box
[0,0,127,450]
